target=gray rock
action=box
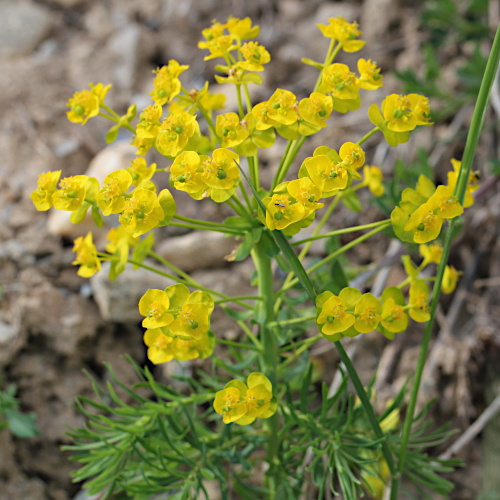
[361,0,400,42]
[156,231,237,273]
[0,2,54,57]
[90,261,175,322]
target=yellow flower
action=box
[200,21,225,43]
[354,293,382,333]
[119,188,164,238]
[303,155,348,193]
[298,92,333,128]
[411,94,432,126]
[266,89,299,126]
[419,243,442,266]
[363,166,384,196]
[127,158,157,187]
[198,89,226,113]
[252,101,278,130]
[150,61,188,106]
[67,88,99,125]
[143,329,176,364]
[199,148,240,195]
[53,175,89,211]
[404,202,443,243]
[357,59,383,90]
[225,16,260,40]
[216,113,249,147]
[238,41,270,71]
[72,232,101,278]
[380,298,408,334]
[138,289,174,329]
[318,63,360,100]
[382,94,416,132]
[409,280,430,322]
[132,104,163,156]
[317,16,366,52]
[214,372,276,425]
[105,226,138,254]
[447,158,479,208]
[96,170,132,216]
[265,194,305,231]
[200,35,238,60]
[317,288,361,338]
[168,303,210,341]
[442,265,461,294]
[286,177,324,217]
[170,151,206,195]
[156,111,199,158]
[30,170,61,211]
[89,82,112,101]
[339,142,365,175]
[428,185,463,218]
[170,332,213,361]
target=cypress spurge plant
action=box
[31,14,499,499]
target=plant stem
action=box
[357,127,380,145]
[239,182,254,213]
[291,219,391,245]
[252,242,280,469]
[390,22,500,500]
[236,84,245,119]
[173,214,237,228]
[169,221,242,235]
[271,140,294,192]
[275,135,306,186]
[214,296,262,304]
[313,40,339,92]
[268,315,317,327]
[198,104,220,144]
[215,338,261,351]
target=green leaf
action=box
[132,233,155,268]
[301,58,324,70]
[260,230,280,258]
[70,203,89,224]
[240,73,263,85]
[105,125,119,144]
[157,189,177,227]
[341,189,362,212]
[91,205,103,228]
[5,409,39,438]
[233,228,262,262]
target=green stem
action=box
[236,84,245,119]
[214,296,262,304]
[239,181,254,213]
[251,242,280,467]
[268,315,316,328]
[313,40,339,92]
[198,104,220,144]
[271,140,295,192]
[291,219,391,246]
[243,84,252,113]
[173,214,237,229]
[275,135,306,186]
[215,338,261,351]
[391,22,500,500]
[229,195,253,221]
[169,221,242,235]
[357,127,380,145]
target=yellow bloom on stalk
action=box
[168,303,210,341]
[317,16,366,52]
[139,289,174,329]
[316,288,361,339]
[30,170,61,211]
[198,89,226,113]
[132,104,163,156]
[171,151,206,195]
[199,148,241,194]
[225,16,260,40]
[303,155,349,193]
[156,111,199,157]
[127,158,157,187]
[380,298,408,334]
[265,193,305,231]
[409,280,430,322]
[382,94,432,133]
[96,169,132,216]
[216,113,249,147]
[52,175,89,211]
[442,265,461,294]
[150,61,188,106]
[318,63,360,100]
[265,89,299,126]
[200,21,225,43]
[354,293,382,333]
[357,59,383,90]
[286,177,324,216]
[143,328,213,364]
[238,42,270,71]
[200,35,238,60]
[252,101,278,130]
[72,232,100,278]
[363,166,384,196]
[419,243,443,266]
[119,188,164,238]
[214,372,276,425]
[447,158,479,208]
[105,226,138,254]
[298,92,333,128]
[339,142,365,176]
[67,84,102,125]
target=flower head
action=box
[442,265,461,294]
[303,155,348,193]
[156,111,199,157]
[150,61,188,105]
[127,158,157,187]
[96,170,132,216]
[363,166,384,196]
[265,89,298,126]
[317,288,361,337]
[286,177,324,216]
[265,194,305,231]
[298,92,333,128]
[30,170,61,211]
[409,280,430,322]
[238,41,270,71]
[357,59,383,90]
[216,113,249,147]
[119,188,164,238]
[132,104,163,156]
[380,298,408,334]
[67,89,99,125]
[447,158,479,208]
[139,289,174,329]
[199,148,240,191]
[419,243,442,266]
[72,232,101,278]
[225,16,260,40]
[171,151,206,195]
[317,17,365,52]
[53,175,89,211]
[354,293,382,333]
[318,63,360,100]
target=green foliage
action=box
[0,378,39,438]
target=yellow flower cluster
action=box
[317,16,366,53]
[150,60,188,106]
[72,232,101,278]
[139,284,215,364]
[214,373,277,425]
[391,159,476,245]
[170,148,240,203]
[369,93,432,146]
[316,286,413,341]
[66,83,112,125]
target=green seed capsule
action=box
[158,89,167,98]
[417,223,425,231]
[221,128,229,137]
[67,190,77,199]
[393,109,403,118]
[176,175,186,183]
[274,212,283,221]
[272,102,280,109]
[318,110,326,117]
[217,169,227,180]
[190,321,199,330]
[136,211,145,219]
[327,316,334,324]
[73,105,85,116]
[175,126,183,134]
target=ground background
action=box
[0,0,499,498]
